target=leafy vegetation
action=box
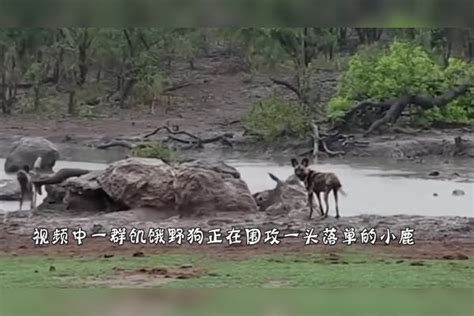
[131,142,175,162]
[242,98,311,142]
[1,28,473,134]
[328,41,474,126]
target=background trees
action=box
[0,28,472,137]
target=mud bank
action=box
[1,208,473,260]
[1,118,474,164]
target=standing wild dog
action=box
[16,156,42,211]
[17,165,35,211]
[291,158,346,220]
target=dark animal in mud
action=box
[32,168,90,195]
[16,157,44,211]
[291,158,346,220]
[16,165,35,211]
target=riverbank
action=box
[1,116,474,164]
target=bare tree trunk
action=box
[68,90,76,116]
[0,45,5,114]
[33,85,41,111]
[119,78,137,109]
[78,45,87,85]
[52,47,63,84]
[338,27,347,49]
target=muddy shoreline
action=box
[1,208,473,259]
[1,117,474,163]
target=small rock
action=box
[429,171,440,177]
[180,264,193,269]
[456,253,469,260]
[91,224,104,234]
[442,253,469,260]
[49,266,56,272]
[433,193,438,197]
[132,251,145,257]
[103,254,114,259]
[34,270,39,273]
[452,189,465,196]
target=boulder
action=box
[452,189,466,196]
[94,157,257,215]
[173,165,255,215]
[179,159,241,179]
[0,179,21,201]
[4,137,59,173]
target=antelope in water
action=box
[291,158,346,220]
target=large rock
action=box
[94,158,257,215]
[4,137,59,173]
[179,159,241,179]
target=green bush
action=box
[242,98,311,142]
[131,142,175,162]
[328,40,474,126]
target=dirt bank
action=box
[1,207,473,260]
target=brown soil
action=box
[83,266,209,288]
[1,208,473,261]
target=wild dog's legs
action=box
[334,189,340,219]
[315,192,324,216]
[308,191,315,220]
[323,187,331,218]
[31,186,37,211]
[19,192,24,211]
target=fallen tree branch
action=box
[96,140,137,149]
[364,85,471,136]
[98,127,234,151]
[216,119,241,127]
[144,126,200,141]
[336,84,472,137]
[270,77,302,100]
[321,141,345,156]
[164,82,193,93]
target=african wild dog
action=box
[291,158,346,220]
[16,156,42,211]
[17,165,35,211]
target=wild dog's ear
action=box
[301,158,309,167]
[291,158,299,168]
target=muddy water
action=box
[0,157,472,217]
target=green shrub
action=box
[131,142,175,162]
[328,40,474,126]
[327,96,351,122]
[242,98,311,142]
